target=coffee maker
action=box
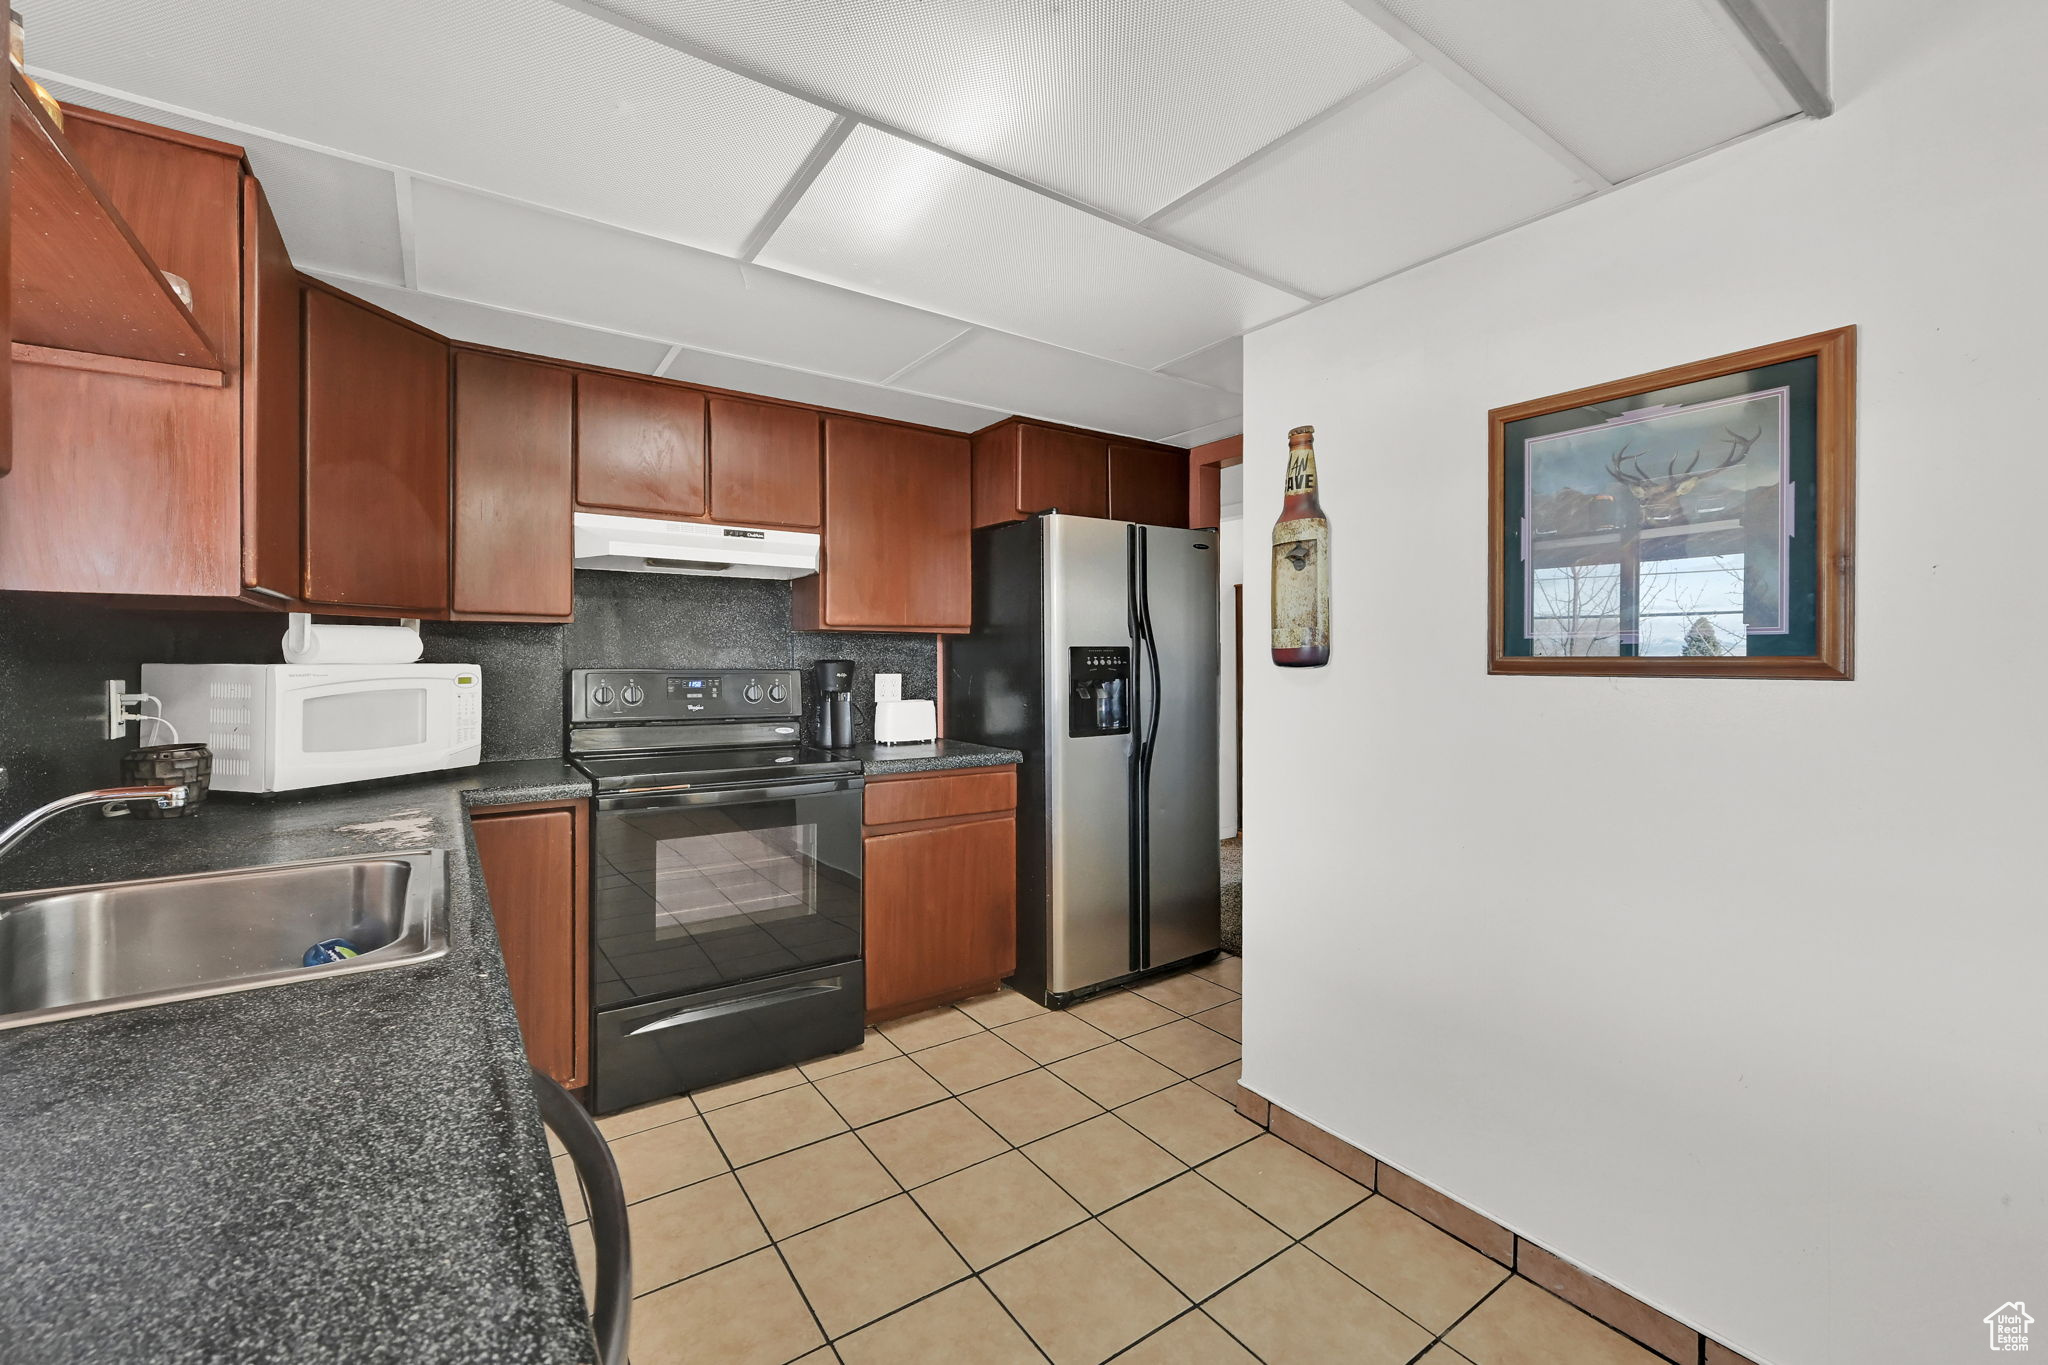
[811,659,856,750]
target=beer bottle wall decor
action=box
[1271,425,1331,667]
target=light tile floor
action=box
[553,954,1667,1365]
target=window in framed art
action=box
[1489,327,1855,680]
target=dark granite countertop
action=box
[0,759,597,1365]
[850,739,1024,775]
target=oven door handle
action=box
[625,978,847,1036]
[596,777,864,812]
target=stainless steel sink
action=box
[0,849,447,1030]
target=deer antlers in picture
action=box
[1606,426,1760,526]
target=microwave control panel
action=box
[454,671,482,743]
[571,668,801,723]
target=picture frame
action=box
[1488,326,1855,679]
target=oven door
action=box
[590,779,864,1011]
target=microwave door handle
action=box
[625,980,845,1036]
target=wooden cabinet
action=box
[793,415,973,633]
[240,176,301,598]
[302,285,449,611]
[575,371,707,519]
[453,350,574,619]
[708,395,821,529]
[862,766,1020,1022]
[0,106,258,601]
[472,801,591,1089]
[1108,443,1191,528]
[973,418,1108,526]
[864,768,1016,826]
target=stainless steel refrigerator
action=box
[946,513,1221,1005]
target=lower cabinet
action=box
[862,767,1019,1022]
[471,801,590,1088]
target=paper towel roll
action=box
[282,613,424,664]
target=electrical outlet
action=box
[104,680,131,741]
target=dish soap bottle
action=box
[1271,424,1331,667]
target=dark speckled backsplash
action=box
[0,573,936,809]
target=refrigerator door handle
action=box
[1134,527,1161,970]
[1126,525,1148,973]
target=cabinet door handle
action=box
[624,979,844,1036]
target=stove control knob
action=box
[767,682,786,703]
[620,683,645,707]
[743,682,764,704]
[591,684,615,706]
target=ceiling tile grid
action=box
[1157,335,1245,395]
[1370,0,1800,182]
[35,77,409,288]
[894,329,1242,441]
[757,123,1302,370]
[655,346,1006,434]
[30,0,837,254]
[1154,63,1596,298]
[312,275,676,374]
[408,181,973,384]
[581,0,1411,220]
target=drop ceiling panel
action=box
[1156,65,1594,298]
[1372,0,1799,182]
[587,0,1410,220]
[410,182,972,382]
[37,78,406,286]
[658,348,1004,433]
[897,331,1241,442]
[313,277,673,374]
[30,0,835,254]
[759,125,1300,370]
[1158,336,1244,395]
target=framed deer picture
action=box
[1489,326,1855,679]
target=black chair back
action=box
[531,1068,632,1365]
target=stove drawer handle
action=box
[625,979,845,1036]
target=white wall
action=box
[1238,4,2048,1363]
[1218,465,1244,837]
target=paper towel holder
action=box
[283,612,424,662]
[285,612,422,640]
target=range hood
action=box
[572,512,819,579]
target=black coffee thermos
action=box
[812,659,855,749]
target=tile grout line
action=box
[588,968,1246,1354]
[685,1079,843,1356]
[802,1059,1054,1358]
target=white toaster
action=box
[873,698,938,745]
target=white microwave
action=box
[140,663,483,794]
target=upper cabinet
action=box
[972,419,1189,529]
[708,396,822,530]
[7,75,219,380]
[973,418,1108,526]
[573,379,823,533]
[453,350,574,620]
[794,416,972,633]
[0,104,263,602]
[302,286,450,613]
[239,176,302,600]
[1108,444,1191,529]
[575,372,707,519]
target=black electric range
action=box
[567,667,865,1115]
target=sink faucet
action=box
[0,784,190,862]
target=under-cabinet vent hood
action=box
[572,512,819,579]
